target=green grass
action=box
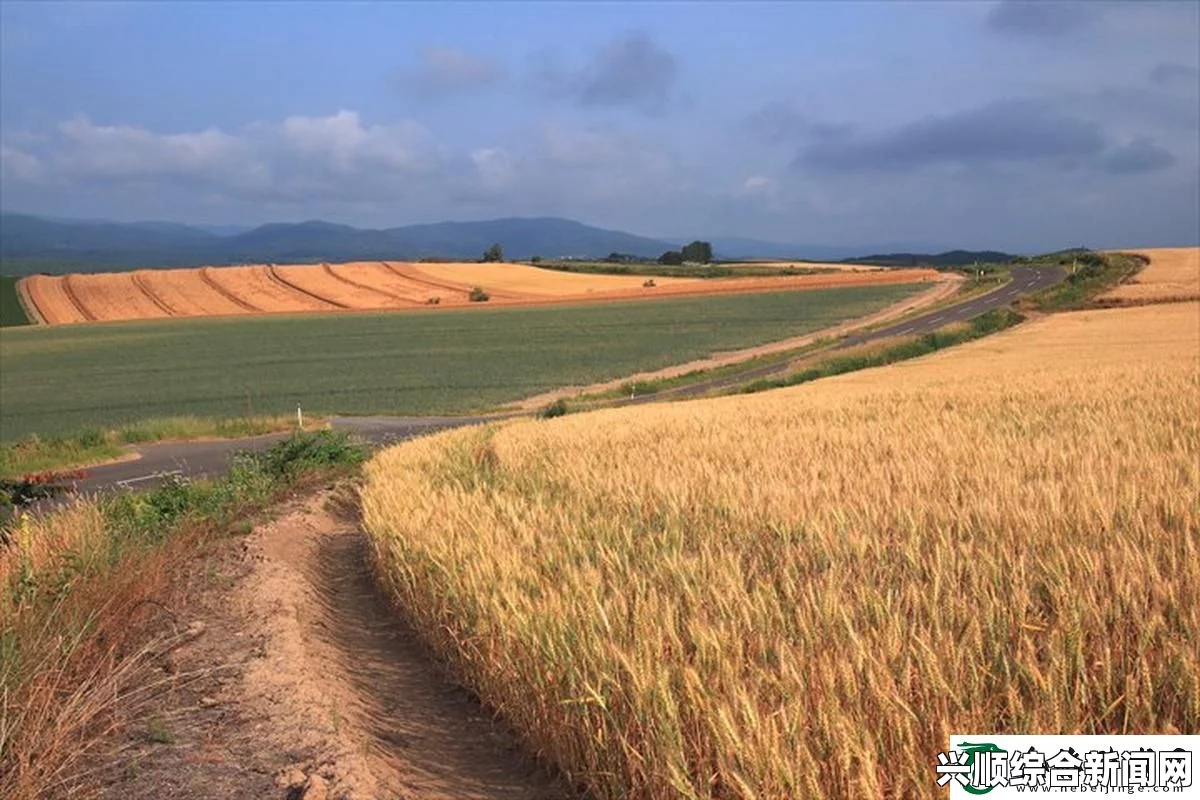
[0,277,31,328]
[737,308,1025,394]
[1018,251,1145,312]
[0,284,924,441]
[533,260,838,279]
[0,415,305,479]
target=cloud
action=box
[470,147,516,192]
[986,0,1099,37]
[535,33,678,114]
[743,102,849,144]
[1102,137,1176,174]
[1149,62,1200,89]
[796,99,1107,173]
[2,111,447,204]
[399,47,504,96]
[0,145,45,183]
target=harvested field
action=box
[18,261,945,325]
[362,301,1200,799]
[413,261,700,296]
[67,273,172,321]
[204,265,330,313]
[134,268,254,317]
[1100,246,1199,304]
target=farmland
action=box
[0,282,924,440]
[0,276,31,327]
[1099,247,1200,304]
[17,261,939,325]
[361,300,1200,798]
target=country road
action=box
[67,265,1063,495]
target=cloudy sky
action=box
[2,0,1197,251]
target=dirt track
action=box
[73,490,567,799]
[20,262,942,325]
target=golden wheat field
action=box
[1100,246,1200,304]
[361,301,1200,799]
[17,262,942,325]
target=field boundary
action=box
[199,267,263,312]
[13,277,47,325]
[265,263,347,310]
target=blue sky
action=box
[1,0,1197,251]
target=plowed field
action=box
[18,261,943,325]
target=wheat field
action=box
[362,302,1200,799]
[1100,247,1200,304]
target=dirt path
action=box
[515,274,963,409]
[74,490,568,800]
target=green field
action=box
[0,284,923,440]
[0,276,31,327]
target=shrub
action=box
[426,296,441,305]
[539,398,569,419]
[468,287,490,303]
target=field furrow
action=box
[138,268,257,317]
[329,262,451,305]
[20,275,89,325]
[269,264,390,309]
[382,262,476,299]
[61,275,99,321]
[130,271,180,316]
[67,273,173,322]
[203,266,326,313]
[199,268,263,313]
[266,264,347,310]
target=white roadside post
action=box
[297,404,303,430]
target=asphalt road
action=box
[64,266,1063,496]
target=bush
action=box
[426,296,441,305]
[643,279,657,288]
[539,398,569,419]
[468,287,490,302]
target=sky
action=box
[1,0,1197,251]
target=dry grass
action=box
[362,302,1200,799]
[1100,247,1199,304]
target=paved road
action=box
[70,415,496,496]
[65,266,1063,495]
[606,265,1065,404]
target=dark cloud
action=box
[986,0,1098,37]
[1102,138,1177,174]
[796,99,1107,173]
[743,102,849,144]
[535,34,678,114]
[399,47,504,97]
[1149,62,1200,89]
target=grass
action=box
[1020,250,1145,312]
[532,260,840,279]
[361,301,1200,799]
[1,276,31,327]
[0,283,924,441]
[0,429,367,798]
[737,308,1024,394]
[0,415,309,480]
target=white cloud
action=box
[470,147,516,191]
[0,145,45,183]
[278,110,441,174]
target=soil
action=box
[67,488,570,800]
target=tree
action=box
[658,250,684,266]
[482,243,504,263]
[681,240,713,264]
[530,254,543,264]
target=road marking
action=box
[896,326,915,335]
[115,469,184,489]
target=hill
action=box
[842,249,1014,267]
[0,213,676,273]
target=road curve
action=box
[64,266,1063,496]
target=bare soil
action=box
[68,489,570,800]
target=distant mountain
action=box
[686,236,956,262]
[842,250,1015,267]
[0,213,676,273]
